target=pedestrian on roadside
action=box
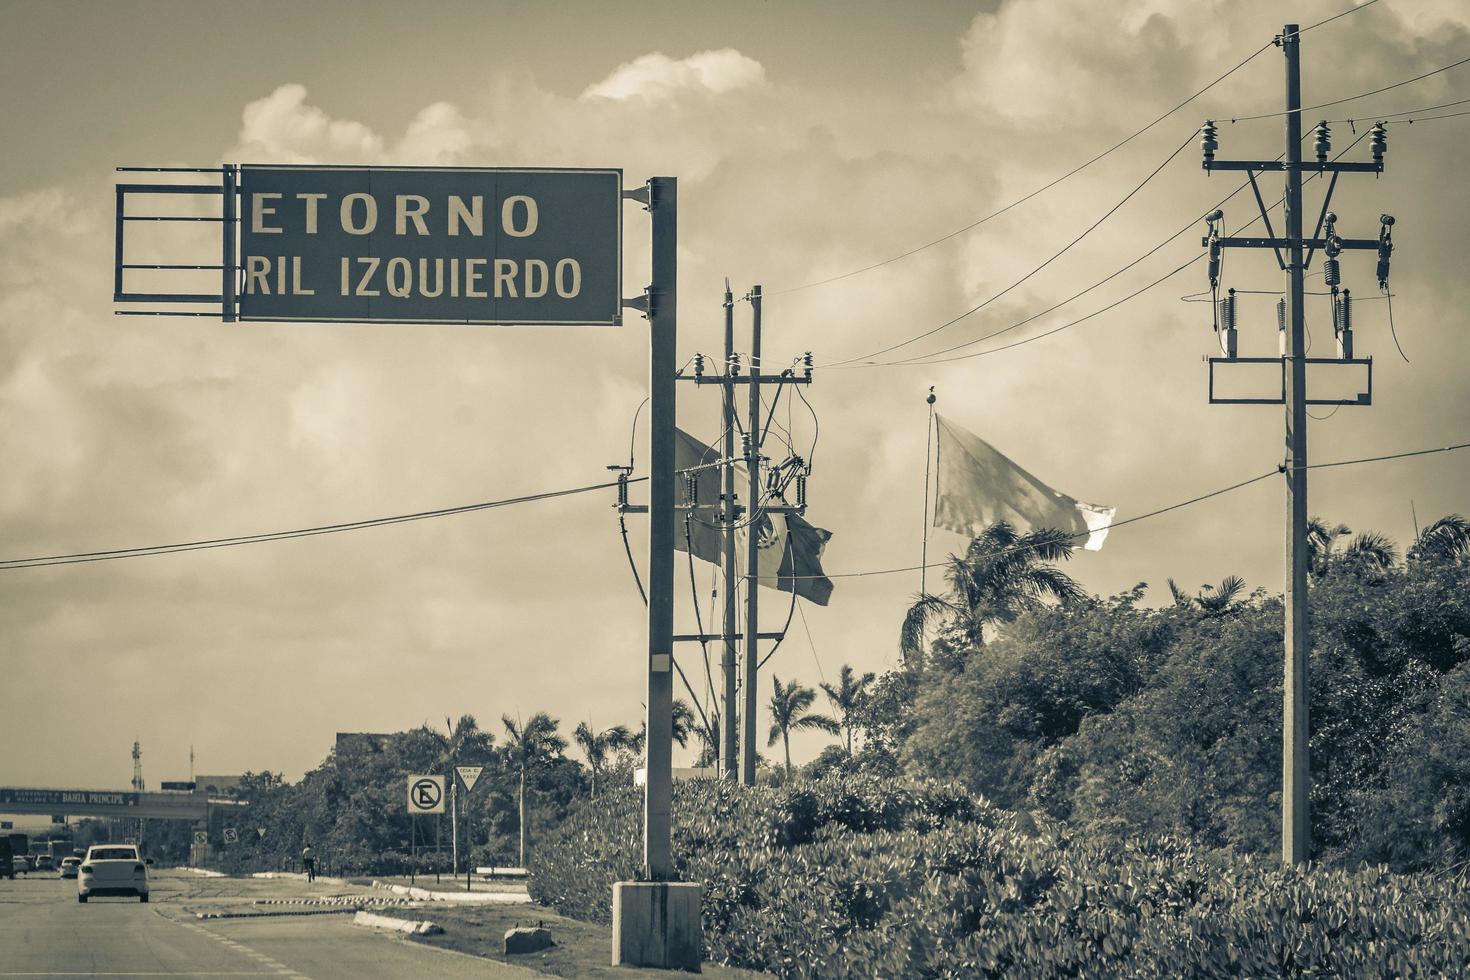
[301,844,316,882]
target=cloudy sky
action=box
[3,0,1468,796]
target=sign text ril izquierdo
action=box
[236,167,622,325]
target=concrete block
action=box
[352,909,442,935]
[611,880,703,972]
[504,926,554,954]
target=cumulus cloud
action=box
[236,83,384,163]
[581,48,767,102]
[5,5,1470,785]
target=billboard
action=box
[0,789,138,808]
[236,166,622,326]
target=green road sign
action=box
[237,166,622,326]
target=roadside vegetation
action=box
[202,512,1470,973]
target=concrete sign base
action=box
[611,880,703,972]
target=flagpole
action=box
[920,387,936,598]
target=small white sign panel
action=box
[193,831,207,845]
[456,766,485,792]
[222,828,239,845]
[407,775,446,814]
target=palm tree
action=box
[1410,514,1470,563]
[631,699,696,754]
[1168,575,1248,614]
[901,522,1084,664]
[1308,517,1397,581]
[820,665,876,755]
[690,708,720,768]
[766,675,839,777]
[501,712,566,867]
[1338,531,1397,580]
[432,714,494,871]
[573,722,632,799]
[1307,517,1352,580]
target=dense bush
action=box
[900,552,1470,871]
[530,776,1470,977]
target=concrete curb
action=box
[353,909,443,935]
[177,867,228,877]
[253,896,415,906]
[196,907,358,920]
[369,880,530,905]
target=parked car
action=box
[32,855,54,872]
[58,857,81,879]
[77,845,149,903]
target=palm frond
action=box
[900,593,956,659]
[1413,514,1470,561]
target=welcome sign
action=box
[236,166,622,325]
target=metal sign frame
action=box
[1207,355,1373,406]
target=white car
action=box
[58,856,81,879]
[77,845,150,903]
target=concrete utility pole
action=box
[1200,24,1392,866]
[741,286,764,787]
[721,282,740,781]
[641,176,678,882]
[1280,27,1311,869]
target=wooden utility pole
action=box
[740,285,763,787]
[1200,24,1391,865]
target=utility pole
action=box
[1280,26,1311,870]
[741,286,763,787]
[721,282,740,781]
[642,176,677,881]
[1200,23,1393,866]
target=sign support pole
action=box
[643,175,677,883]
[614,175,702,973]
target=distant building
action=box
[194,775,243,797]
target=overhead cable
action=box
[822,127,1200,367]
[771,40,1275,295]
[0,478,644,570]
[862,126,1374,368]
[1232,53,1470,122]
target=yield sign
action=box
[456,766,484,792]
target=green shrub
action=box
[530,775,1470,977]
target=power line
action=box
[823,126,1199,364]
[874,176,1261,366]
[1299,0,1380,33]
[862,126,1374,368]
[770,40,1275,296]
[769,1,1379,297]
[823,127,1200,367]
[1232,53,1470,122]
[0,477,644,570]
[1329,96,1470,123]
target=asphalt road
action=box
[0,870,540,979]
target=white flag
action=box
[934,415,1115,551]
